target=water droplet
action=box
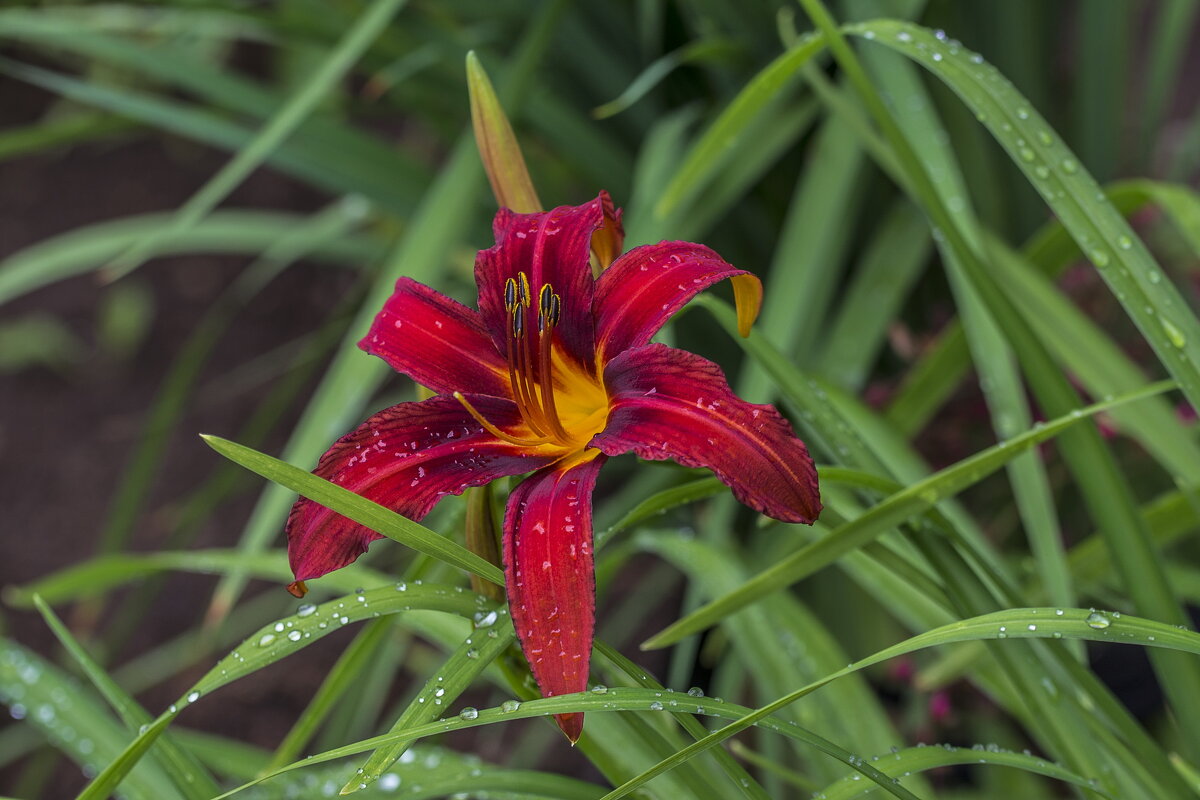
[648,701,664,711]
[1016,107,1030,120]
[501,699,521,712]
[687,687,705,698]
[590,685,608,694]
[297,603,316,617]
[258,633,276,647]
[896,31,913,43]
[1019,147,1036,162]
[459,707,479,721]
[1034,165,1050,179]
[1090,249,1110,268]
[1027,624,1037,631]
[287,630,302,642]
[186,691,200,703]
[1117,235,1132,250]
[1085,611,1111,630]
[466,648,479,659]
[1161,318,1187,348]
[1061,158,1078,174]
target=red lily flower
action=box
[285,192,821,742]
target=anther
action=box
[550,293,561,326]
[517,272,531,307]
[510,306,524,338]
[504,277,518,311]
[539,283,554,317]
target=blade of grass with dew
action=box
[817,198,932,389]
[74,587,502,800]
[171,731,269,784]
[815,8,1200,765]
[30,597,219,799]
[217,689,925,800]
[816,743,1112,800]
[883,178,1199,437]
[249,748,607,800]
[643,327,1173,647]
[345,616,516,793]
[204,0,568,625]
[852,30,1075,620]
[106,0,410,278]
[593,640,770,800]
[850,19,1200,429]
[201,435,503,585]
[604,606,1200,800]
[639,533,909,787]
[263,617,395,773]
[982,231,1200,485]
[0,639,182,800]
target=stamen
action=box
[454,392,553,447]
[536,283,570,441]
[500,274,580,447]
[506,307,546,436]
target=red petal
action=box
[503,455,606,743]
[287,395,554,582]
[592,344,820,523]
[593,242,761,358]
[359,277,510,398]
[475,194,612,369]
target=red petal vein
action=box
[359,277,510,398]
[503,456,606,742]
[593,241,760,358]
[593,344,821,523]
[287,395,554,582]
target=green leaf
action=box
[653,33,824,221]
[74,584,499,800]
[31,597,219,799]
[850,19,1200,431]
[0,639,181,800]
[200,435,504,586]
[345,615,516,793]
[643,371,1174,649]
[108,0,411,277]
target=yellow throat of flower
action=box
[456,272,607,457]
